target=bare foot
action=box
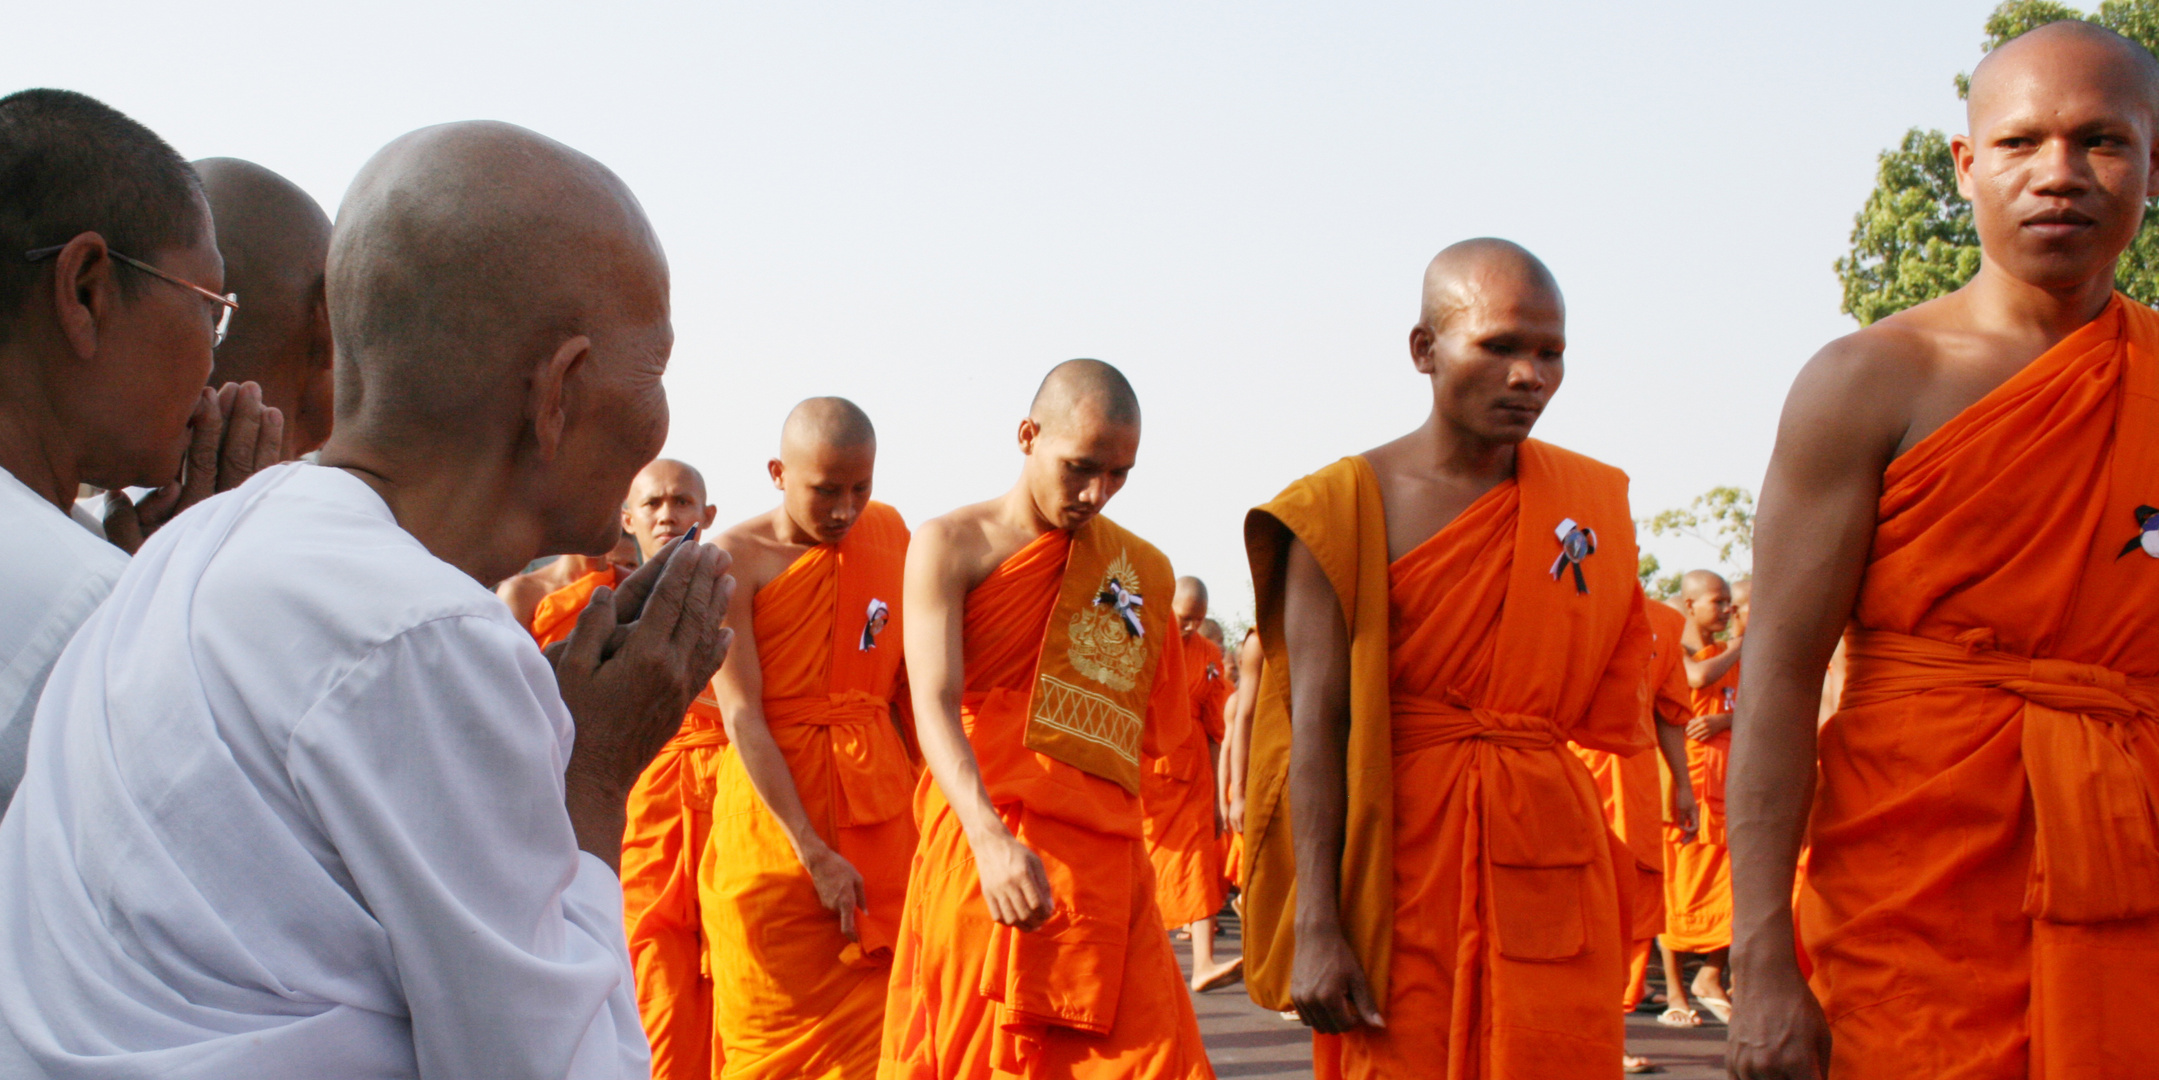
[1623,1054,1661,1073]
[1190,956,1244,992]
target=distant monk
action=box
[1220,628,1264,901]
[614,459,723,1079]
[1242,239,1651,1077]
[881,359,1212,1079]
[510,529,644,635]
[1729,577,1751,637]
[1145,577,1236,992]
[699,399,916,1079]
[194,157,335,459]
[1660,571,1738,1025]
[0,120,732,1077]
[1729,22,2159,1079]
[0,89,279,814]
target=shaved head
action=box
[624,457,713,559]
[1175,575,1209,609]
[1030,358,1140,434]
[195,158,334,456]
[1680,569,1730,601]
[1172,575,1208,635]
[629,457,707,505]
[781,396,876,458]
[1418,238,1562,335]
[1969,20,2159,131]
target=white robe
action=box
[0,466,127,813]
[0,463,649,1079]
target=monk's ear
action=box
[1017,417,1042,454]
[767,457,785,490]
[1950,132,1979,202]
[1409,323,1438,375]
[700,503,718,529]
[530,334,591,463]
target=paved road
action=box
[1177,912,1729,1079]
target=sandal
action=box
[1695,996,1732,1024]
[1657,1006,1701,1028]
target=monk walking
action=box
[881,359,1213,1080]
[700,398,916,1079]
[1660,570,1739,1025]
[1242,239,1652,1078]
[1730,21,2159,1079]
[1148,576,1238,991]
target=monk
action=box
[194,157,335,459]
[508,529,644,634]
[1221,627,1264,902]
[700,398,916,1079]
[1730,21,2159,1079]
[0,119,732,1077]
[881,358,1212,1080]
[1148,577,1236,991]
[1659,570,1739,1025]
[1243,238,1652,1078]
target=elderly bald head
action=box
[781,396,876,458]
[1030,358,1140,434]
[195,158,334,457]
[1418,238,1562,335]
[1969,20,2159,131]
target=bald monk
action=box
[507,529,643,634]
[194,157,335,459]
[881,359,1212,1080]
[0,120,733,1077]
[1659,571,1739,1024]
[1729,22,2159,1079]
[1148,577,1236,991]
[1243,239,1652,1077]
[1730,577,1752,637]
[699,398,916,1079]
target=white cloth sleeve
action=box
[284,615,650,1080]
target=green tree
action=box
[1643,485,1755,583]
[1838,0,2159,324]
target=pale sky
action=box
[20,0,2002,625]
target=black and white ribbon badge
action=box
[1549,517,1597,594]
[2117,505,2159,560]
[1095,577,1146,638]
[859,598,891,651]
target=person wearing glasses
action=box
[0,89,281,816]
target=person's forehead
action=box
[1974,44,2156,127]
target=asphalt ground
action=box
[1174,909,1730,1079]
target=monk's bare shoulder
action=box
[495,574,548,626]
[1779,298,1969,472]
[713,511,802,597]
[910,499,1019,594]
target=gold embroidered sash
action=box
[1023,516,1172,794]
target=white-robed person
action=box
[0,120,734,1079]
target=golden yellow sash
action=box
[1023,515,1173,794]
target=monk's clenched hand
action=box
[1671,780,1699,844]
[973,831,1054,931]
[1290,924,1383,1034]
[801,843,868,941]
[106,383,285,554]
[1727,963,1831,1080]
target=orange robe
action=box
[1244,446,1653,1078]
[1142,631,1230,928]
[879,525,1213,1080]
[700,502,916,1079]
[1661,641,1735,955]
[1804,294,2159,1078]
[532,565,730,1078]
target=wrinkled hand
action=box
[972,829,1055,931]
[802,842,869,941]
[106,383,284,553]
[1727,954,1831,1079]
[1687,711,1733,743]
[556,535,734,808]
[1291,923,1383,1034]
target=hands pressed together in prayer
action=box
[104,382,284,554]
[553,531,735,872]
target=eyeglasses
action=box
[24,243,238,347]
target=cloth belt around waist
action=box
[1843,628,2159,924]
[761,689,907,827]
[764,689,891,729]
[662,704,729,751]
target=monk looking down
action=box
[700,398,916,1079]
[881,359,1213,1080]
[1145,576,1238,992]
[513,529,643,637]
[1730,21,2159,1079]
[1660,570,1739,1026]
[1242,239,1653,1078]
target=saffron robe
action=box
[1143,631,1230,928]
[1244,446,1652,1078]
[701,502,916,1079]
[1804,294,2159,1079]
[1662,641,1736,954]
[534,565,730,1079]
[879,522,1213,1080]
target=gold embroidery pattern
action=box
[1031,674,1144,765]
[1066,550,1147,692]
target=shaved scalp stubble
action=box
[1418,237,1564,334]
[1968,19,2159,130]
[1680,568,1731,601]
[780,395,876,455]
[631,457,708,504]
[1029,357,1141,432]
[194,158,331,387]
[1175,575,1209,609]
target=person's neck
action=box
[1963,259,2118,343]
[998,478,1065,536]
[1404,412,1518,486]
[319,433,541,585]
[0,350,80,510]
[770,505,824,549]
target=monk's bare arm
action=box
[1729,338,1905,1078]
[1281,536,1383,1032]
[902,518,1054,930]
[1685,641,1743,689]
[1657,713,1698,842]
[1224,633,1261,831]
[712,540,867,938]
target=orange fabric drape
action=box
[1142,631,1230,928]
[1572,596,1684,957]
[531,564,727,1079]
[1804,294,2159,1079]
[879,527,1212,1080]
[701,502,915,1080]
[1244,446,1651,1079]
[1662,640,1735,954]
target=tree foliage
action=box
[1838,1,2159,324]
[1639,486,1755,599]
